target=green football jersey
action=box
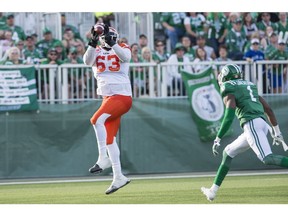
[220,79,266,127]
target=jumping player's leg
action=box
[89,95,132,174]
[89,112,112,173]
[201,133,250,201]
[105,136,131,195]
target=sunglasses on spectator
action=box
[252,43,259,45]
[262,14,270,17]
[156,44,164,47]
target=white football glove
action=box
[272,134,288,151]
[212,137,221,156]
[268,126,288,151]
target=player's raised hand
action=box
[212,137,221,156]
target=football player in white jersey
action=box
[83,23,132,194]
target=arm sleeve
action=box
[217,107,235,139]
[83,46,97,66]
[112,44,131,62]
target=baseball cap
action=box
[7,13,14,19]
[174,42,186,52]
[48,48,57,54]
[233,18,242,24]
[43,28,52,34]
[278,39,286,45]
[53,41,63,47]
[69,47,77,54]
[251,38,260,44]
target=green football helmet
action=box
[218,64,242,83]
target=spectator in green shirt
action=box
[2,13,26,42]
[22,35,42,64]
[0,12,7,29]
[225,17,247,60]
[257,12,278,38]
[206,12,228,56]
[36,28,62,58]
[152,40,170,63]
[160,12,186,51]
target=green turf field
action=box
[0,174,287,204]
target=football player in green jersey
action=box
[201,64,288,201]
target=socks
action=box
[281,157,288,167]
[213,151,233,187]
[211,184,219,193]
[93,125,107,159]
[107,137,122,178]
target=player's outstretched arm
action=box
[259,96,277,126]
[259,96,288,151]
[213,94,236,156]
[216,94,236,139]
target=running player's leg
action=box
[201,133,250,201]
[245,118,288,167]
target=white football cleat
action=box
[89,157,112,174]
[201,187,216,201]
[105,175,131,195]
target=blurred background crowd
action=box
[0,12,287,98]
[0,12,287,67]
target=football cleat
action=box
[201,187,216,201]
[89,157,112,174]
[105,175,131,195]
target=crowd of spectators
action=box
[1,12,287,97]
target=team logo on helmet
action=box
[219,64,242,83]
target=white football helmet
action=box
[99,27,119,49]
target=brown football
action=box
[94,24,104,35]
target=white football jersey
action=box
[83,43,132,96]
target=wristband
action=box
[273,125,281,136]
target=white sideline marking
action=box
[0,170,287,186]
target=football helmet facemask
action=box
[99,27,119,49]
[218,64,243,84]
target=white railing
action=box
[1,60,287,103]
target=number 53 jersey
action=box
[220,79,266,128]
[83,43,132,96]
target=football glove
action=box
[104,24,116,47]
[212,137,221,156]
[272,133,288,151]
[88,26,100,48]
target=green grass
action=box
[0,174,288,204]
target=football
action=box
[94,24,104,35]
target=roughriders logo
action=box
[192,84,224,121]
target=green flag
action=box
[0,66,39,112]
[182,66,232,142]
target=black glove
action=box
[103,24,109,35]
[88,26,99,48]
[104,24,116,47]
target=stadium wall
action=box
[0,96,287,179]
